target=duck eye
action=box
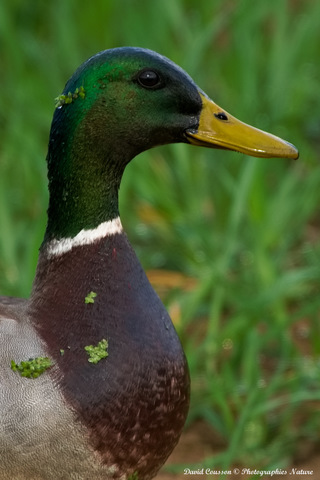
[137,70,161,89]
[214,112,228,121]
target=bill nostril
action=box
[214,112,228,121]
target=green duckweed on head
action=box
[55,86,85,108]
[85,339,108,364]
[11,357,53,379]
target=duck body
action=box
[1,228,188,479]
[0,47,298,479]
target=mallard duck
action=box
[0,47,298,480]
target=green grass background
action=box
[0,0,319,476]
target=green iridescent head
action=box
[50,47,202,158]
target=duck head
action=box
[46,47,298,240]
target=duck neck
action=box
[44,105,130,243]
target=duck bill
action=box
[185,93,299,159]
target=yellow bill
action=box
[186,93,299,159]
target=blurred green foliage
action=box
[0,0,319,475]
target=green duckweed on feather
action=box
[85,291,97,304]
[11,357,53,379]
[55,86,85,108]
[84,339,108,364]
